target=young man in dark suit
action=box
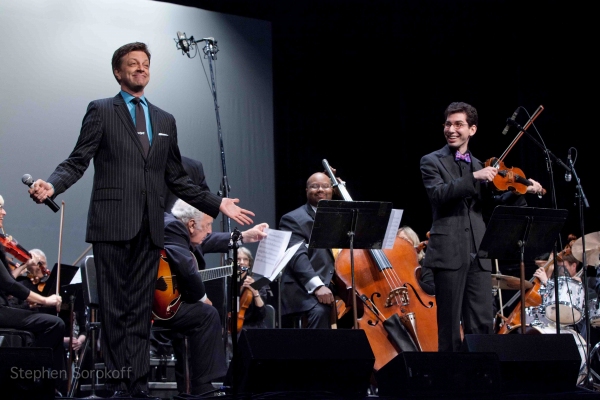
[420,101,543,352]
[27,42,254,398]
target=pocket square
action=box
[158,133,168,136]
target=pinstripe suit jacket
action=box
[48,93,222,247]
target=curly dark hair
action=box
[444,102,478,127]
[111,42,151,83]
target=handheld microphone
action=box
[22,174,60,213]
[502,107,520,135]
[176,31,190,55]
[565,149,572,182]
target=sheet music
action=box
[70,268,82,284]
[383,209,404,249]
[251,241,303,290]
[252,228,292,277]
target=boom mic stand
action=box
[513,117,593,387]
[175,32,232,349]
[567,155,594,388]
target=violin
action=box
[0,233,32,264]
[1,233,49,294]
[485,105,547,196]
[485,157,547,196]
[237,285,254,332]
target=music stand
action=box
[309,200,392,328]
[41,263,79,297]
[478,206,568,334]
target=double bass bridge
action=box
[385,286,408,307]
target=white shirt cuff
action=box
[306,277,325,294]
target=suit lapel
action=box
[113,94,148,159]
[439,146,461,179]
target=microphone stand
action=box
[198,38,235,355]
[228,229,243,397]
[568,158,593,388]
[515,118,593,386]
[177,34,233,348]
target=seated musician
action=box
[236,246,269,329]
[534,253,580,286]
[156,199,268,396]
[278,172,339,329]
[534,253,589,337]
[0,194,66,395]
[397,226,435,296]
[10,248,87,360]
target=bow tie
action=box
[455,152,471,163]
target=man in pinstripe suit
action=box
[28,42,254,398]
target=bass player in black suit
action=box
[27,42,255,398]
[278,172,337,329]
[420,101,543,352]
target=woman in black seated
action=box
[237,246,269,329]
[0,194,66,395]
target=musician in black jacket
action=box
[0,195,66,394]
[155,199,267,396]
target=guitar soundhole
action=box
[156,276,167,291]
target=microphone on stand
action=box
[22,174,60,213]
[176,31,190,56]
[502,107,520,135]
[565,148,572,182]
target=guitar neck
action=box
[199,265,233,282]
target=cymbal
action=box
[571,232,600,266]
[491,274,533,291]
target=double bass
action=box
[324,160,438,371]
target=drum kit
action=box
[493,231,600,387]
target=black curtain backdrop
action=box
[162,0,592,262]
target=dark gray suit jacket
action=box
[420,144,526,272]
[48,93,222,247]
[165,156,210,213]
[278,203,335,315]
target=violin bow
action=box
[56,200,74,392]
[494,105,545,167]
[56,201,65,296]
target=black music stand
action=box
[309,200,392,328]
[478,206,568,334]
[40,263,79,297]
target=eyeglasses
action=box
[443,121,469,130]
[307,183,332,190]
